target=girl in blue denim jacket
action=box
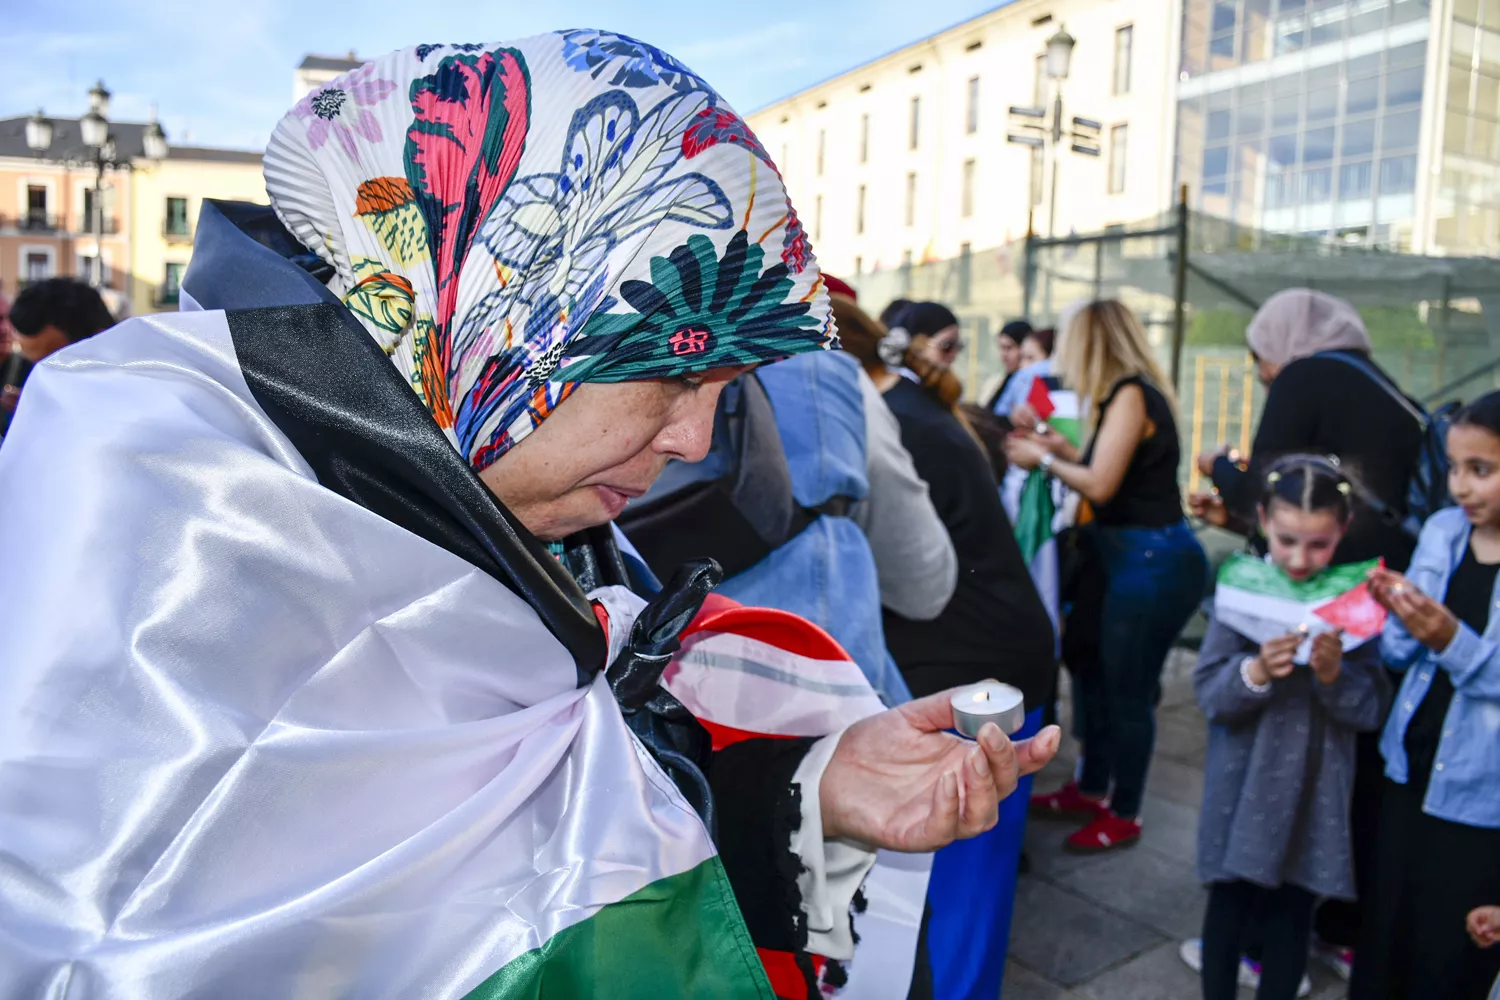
[1354,392,1500,999]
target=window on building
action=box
[26,185,48,228]
[860,114,870,163]
[81,188,99,233]
[1033,55,1046,105]
[854,255,863,276]
[1030,145,1044,207]
[162,262,185,304]
[815,195,823,240]
[900,250,913,294]
[909,97,921,150]
[857,184,867,234]
[165,197,189,236]
[817,130,826,176]
[905,172,917,226]
[77,253,110,287]
[25,251,50,282]
[962,159,976,217]
[1114,26,1134,95]
[966,76,980,134]
[1109,124,1129,194]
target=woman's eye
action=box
[1475,463,1492,477]
[676,374,705,389]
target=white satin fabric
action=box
[0,312,721,998]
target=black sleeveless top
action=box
[1082,376,1184,529]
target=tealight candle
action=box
[950,682,1026,740]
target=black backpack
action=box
[615,373,850,582]
[1318,351,1457,539]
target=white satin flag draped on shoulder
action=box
[0,312,764,998]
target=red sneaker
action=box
[1029,781,1109,819]
[1064,811,1142,853]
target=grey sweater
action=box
[1194,615,1390,899]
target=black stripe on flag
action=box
[224,303,605,685]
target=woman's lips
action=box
[593,484,641,518]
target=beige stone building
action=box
[0,114,265,316]
[126,147,266,315]
[747,0,1183,282]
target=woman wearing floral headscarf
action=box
[0,33,1057,1000]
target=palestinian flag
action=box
[1214,553,1387,660]
[665,596,932,1000]
[1003,375,1082,636]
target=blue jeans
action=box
[1074,521,1206,819]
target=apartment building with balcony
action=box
[0,116,265,314]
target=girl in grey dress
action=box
[1195,457,1390,1000]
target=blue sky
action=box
[4,0,1011,151]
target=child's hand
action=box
[1467,906,1500,948]
[1375,574,1459,653]
[1252,632,1302,684]
[1310,630,1343,684]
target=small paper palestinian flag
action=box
[1025,375,1082,447]
[1214,553,1387,661]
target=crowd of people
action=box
[0,31,1498,1000]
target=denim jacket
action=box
[1380,506,1500,829]
[634,350,911,707]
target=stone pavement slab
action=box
[1007,875,1166,986]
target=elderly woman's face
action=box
[480,368,746,540]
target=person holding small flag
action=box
[1007,299,1207,852]
[1190,455,1390,1000]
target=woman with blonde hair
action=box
[1008,299,1207,852]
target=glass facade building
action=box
[1436,0,1500,252]
[1176,0,1440,250]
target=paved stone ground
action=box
[1000,647,1351,1000]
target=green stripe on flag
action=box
[1216,552,1379,604]
[465,857,773,999]
[1014,468,1055,565]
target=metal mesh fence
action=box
[845,207,1500,489]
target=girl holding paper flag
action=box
[1192,456,1389,1000]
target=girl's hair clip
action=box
[1266,471,1282,484]
[1337,482,1352,495]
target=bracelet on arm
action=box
[1240,658,1272,693]
[1039,452,1056,474]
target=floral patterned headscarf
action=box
[264,32,832,470]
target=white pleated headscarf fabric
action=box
[264,32,832,470]
[1246,288,1372,369]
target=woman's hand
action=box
[1309,630,1343,685]
[1197,446,1228,478]
[1467,906,1500,948]
[1010,402,1038,432]
[1369,569,1458,653]
[1188,491,1230,528]
[819,689,1061,851]
[1004,433,1050,472]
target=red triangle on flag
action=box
[1312,582,1387,641]
[1026,376,1055,420]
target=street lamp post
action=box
[25,80,168,290]
[1006,26,1100,239]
